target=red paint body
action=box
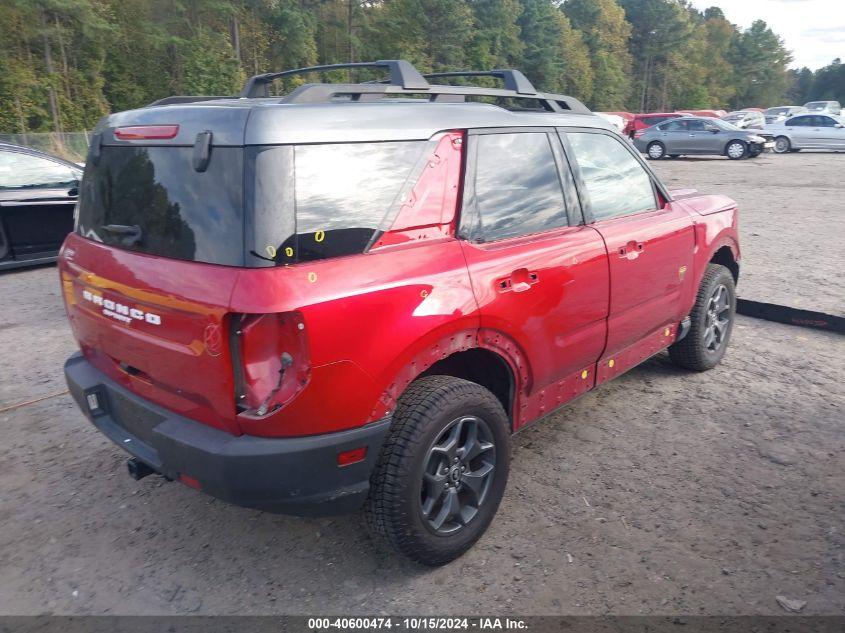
[58,132,739,441]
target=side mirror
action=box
[708,128,719,133]
[836,123,844,129]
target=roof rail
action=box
[239,60,429,98]
[422,70,537,95]
[147,95,234,107]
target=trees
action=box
[0,0,823,133]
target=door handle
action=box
[497,268,539,293]
[618,241,644,260]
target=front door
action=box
[459,129,610,428]
[562,129,695,384]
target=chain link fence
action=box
[0,132,91,164]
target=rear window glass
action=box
[77,146,244,265]
[249,141,427,265]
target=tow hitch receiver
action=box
[127,457,155,481]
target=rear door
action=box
[459,129,609,427]
[0,148,79,263]
[561,128,694,385]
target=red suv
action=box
[625,112,690,138]
[60,61,740,565]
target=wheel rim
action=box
[727,143,744,158]
[648,144,664,159]
[775,138,789,153]
[419,415,496,536]
[703,284,731,352]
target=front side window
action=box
[466,132,569,242]
[817,116,837,127]
[661,120,688,132]
[688,120,710,131]
[566,132,657,222]
[0,151,80,190]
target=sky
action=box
[689,0,844,69]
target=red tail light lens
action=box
[114,125,179,140]
[634,129,646,138]
[231,312,311,418]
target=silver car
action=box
[764,105,805,124]
[803,100,841,116]
[721,110,766,129]
[633,116,774,160]
[767,113,845,153]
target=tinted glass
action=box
[688,120,709,131]
[662,120,687,131]
[567,132,656,222]
[77,146,244,265]
[0,151,79,189]
[250,141,427,264]
[643,116,672,126]
[787,116,809,126]
[470,132,568,242]
[818,116,837,127]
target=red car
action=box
[677,109,726,118]
[60,61,740,565]
[625,112,691,137]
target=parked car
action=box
[60,60,740,565]
[764,106,806,124]
[595,112,626,132]
[625,112,690,137]
[802,100,841,116]
[677,109,725,118]
[634,116,773,159]
[0,142,82,271]
[721,110,765,129]
[767,113,845,153]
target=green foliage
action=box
[0,0,828,132]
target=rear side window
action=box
[462,132,569,242]
[250,141,427,264]
[566,132,656,222]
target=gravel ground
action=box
[0,155,843,616]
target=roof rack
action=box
[239,60,429,98]
[150,60,591,114]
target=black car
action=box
[0,142,82,270]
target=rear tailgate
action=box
[60,233,242,433]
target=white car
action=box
[764,106,805,125]
[721,111,766,129]
[767,113,845,153]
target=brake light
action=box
[114,125,179,140]
[231,312,311,418]
[634,129,646,138]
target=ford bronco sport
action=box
[60,60,740,566]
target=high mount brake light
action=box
[114,125,180,140]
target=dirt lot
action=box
[0,153,843,616]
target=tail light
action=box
[230,312,311,418]
[634,129,646,138]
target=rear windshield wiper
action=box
[101,224,143,246]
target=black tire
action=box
[774,136,791,154]
[669,154,681,159]
[725,140,747,160]
[365,375,511,566]
[646,141,666,160]
[669,263,736,371]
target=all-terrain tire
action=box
[669,263,736,371]
[364,376,510,566]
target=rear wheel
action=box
[669,264,736,371]
[774,136,791,153]
[365,376,511,566]
[725,140,747,160]
[647,142,666,160]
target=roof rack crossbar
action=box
[239,60,430,98]
[280,83,591,114]
[422,70,537,95]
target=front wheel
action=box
[365,376,511,565]
[774,136,791,153]
[669,264,736,371]
[726,140,747,160]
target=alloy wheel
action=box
[774,137,790,153]
[419,415,496,535]
[703,284,731,352]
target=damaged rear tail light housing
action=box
[230,312,311,419]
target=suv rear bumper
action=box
[64,352,391,516]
